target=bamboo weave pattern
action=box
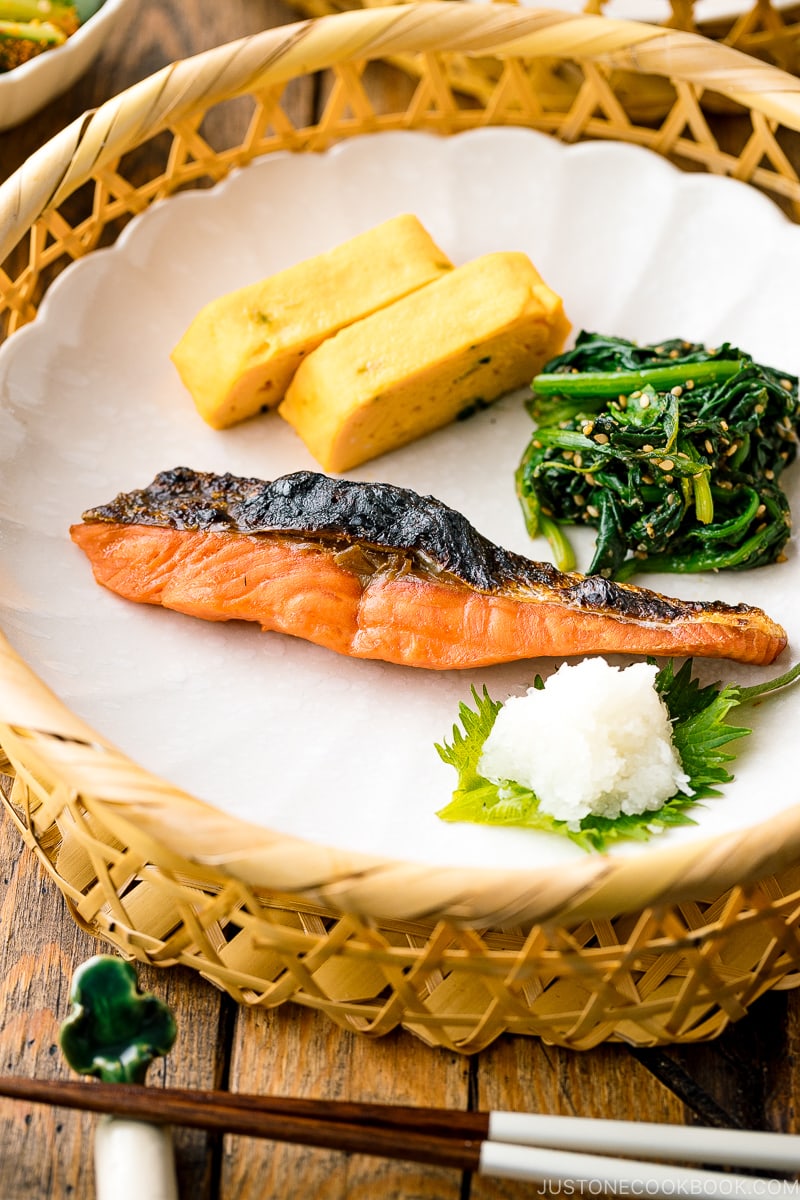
[2,4,800,1049]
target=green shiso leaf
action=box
[435,659,800,852]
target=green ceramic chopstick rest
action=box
[60,955,179,1200]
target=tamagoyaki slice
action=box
[170,214,453,429]
[278,251,571,473]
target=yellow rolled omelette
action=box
[171,214,454,429]
[278,251,571,473]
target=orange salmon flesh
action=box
[70,522,787,668]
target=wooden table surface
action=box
[2,2,800,1197]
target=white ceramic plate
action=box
[1,128,799,875]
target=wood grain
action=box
[221,1002,470,1199]
[1,0,306,182]
[470,1038,686,1199]
[634,990,799,1134]
[0,806,98,1199]
[0,805,228,1199]
[0,0,314,287]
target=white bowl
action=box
[0,0,135,132]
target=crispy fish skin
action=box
[70,468,788,668]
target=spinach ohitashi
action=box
[516,333,800,580]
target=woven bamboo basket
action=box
[281,0,800,114]
[2,3,800,1054]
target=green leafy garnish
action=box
[516,332,800,580]
[436,659,800,852]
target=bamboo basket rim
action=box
[2,2,800,933]
[3,1,800,262]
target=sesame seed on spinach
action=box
[515,332,800,581]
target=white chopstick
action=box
[480,1141,797,1195]
[489,1111,800,1172]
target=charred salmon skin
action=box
[70,468,787,668]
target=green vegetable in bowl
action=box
[436,657,800,852]
[515,333,800,580]
[0,1,103,71]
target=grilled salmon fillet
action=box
[70,468,787,668]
